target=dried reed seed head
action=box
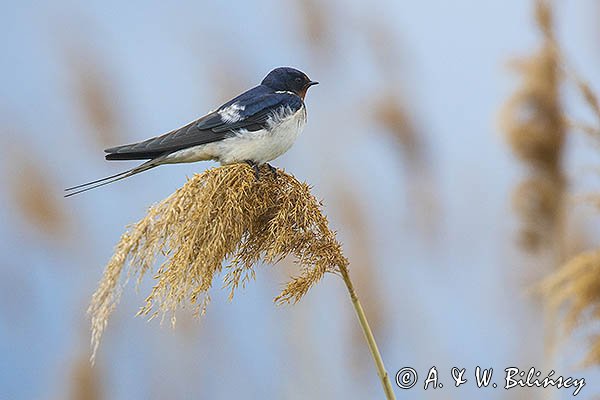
[67,51,122,147]
[534,0,554,39]
[295,0,330,51]
[363,18,407,79]
[511,174,564,251]
[501,46,565,170]
[7,148,69,237]
[88,164,348,359]
[530,0,600,369]
[584,194,600,213]
[577,80,600,118]
[538,1,600,138]
[583,339,600,367]
[541,250,600,365]
[68,353,102,400]
[78,69,118,141]
[373,94,419,155]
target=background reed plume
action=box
[88,164,395,398]
[3,137,70,240]
[538,14,600,368]
[67,349,103,400]
[542,250,600,366]
[500,1,573,385]
[546,103,600,367]
[499,0,600,374]
[364,21,440,237]
[501,0,565,254]
[61,37,125,148]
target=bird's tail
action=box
[64,158,161,197]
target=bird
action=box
[65,67,318,197]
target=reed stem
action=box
[339,265,396,400]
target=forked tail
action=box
[64,159,160,197]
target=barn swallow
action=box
[65,67,318,197]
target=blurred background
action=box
[2,0,600,399]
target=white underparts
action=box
[163,105,306,165]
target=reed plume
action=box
[507,0,600,371]
[565,68,600,139]
[374,93,422,165]
[501,0,566,252]
[68,351,103,400]
[365,21,440,236]
[536,2,600,368]
[293,0,334,60]
[88,163,396,399]
[65,46,123,148]
[4,141,69,239]
[500,1,570,383]
[541,250,600,366]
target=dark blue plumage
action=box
[105,69,311,161]
[65,67,318,197]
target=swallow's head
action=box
[261,67,318,99]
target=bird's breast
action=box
[266,105,306,143]
[218,105,306,164]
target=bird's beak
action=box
[307,81,319,87]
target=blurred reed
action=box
[541,250,600,366]
[500,1,570,387]
[64,45,124,148]
[4,141,69,239]
[501,0,566,254]
[537,2,600,368]
[67,350,103,400]
[565,69,600,139]
[88,164,396,398]
[365,22,440,236]
[293,0,335,61]
[374,94,423,166]
[500,0,600,377]
[363,21,406,80]
[331,181,388,374]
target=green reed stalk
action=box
[339,265,396,400]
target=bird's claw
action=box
[245,161,277,180]
[266,163,278,178]
[245,160,261,180]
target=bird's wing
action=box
[105,88,303,160]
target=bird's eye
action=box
[295,77,302,82]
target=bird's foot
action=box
[245,160,261,180]
[266,163,278,178]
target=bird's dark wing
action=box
[105,87,302,161]
[104,116,225,160]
